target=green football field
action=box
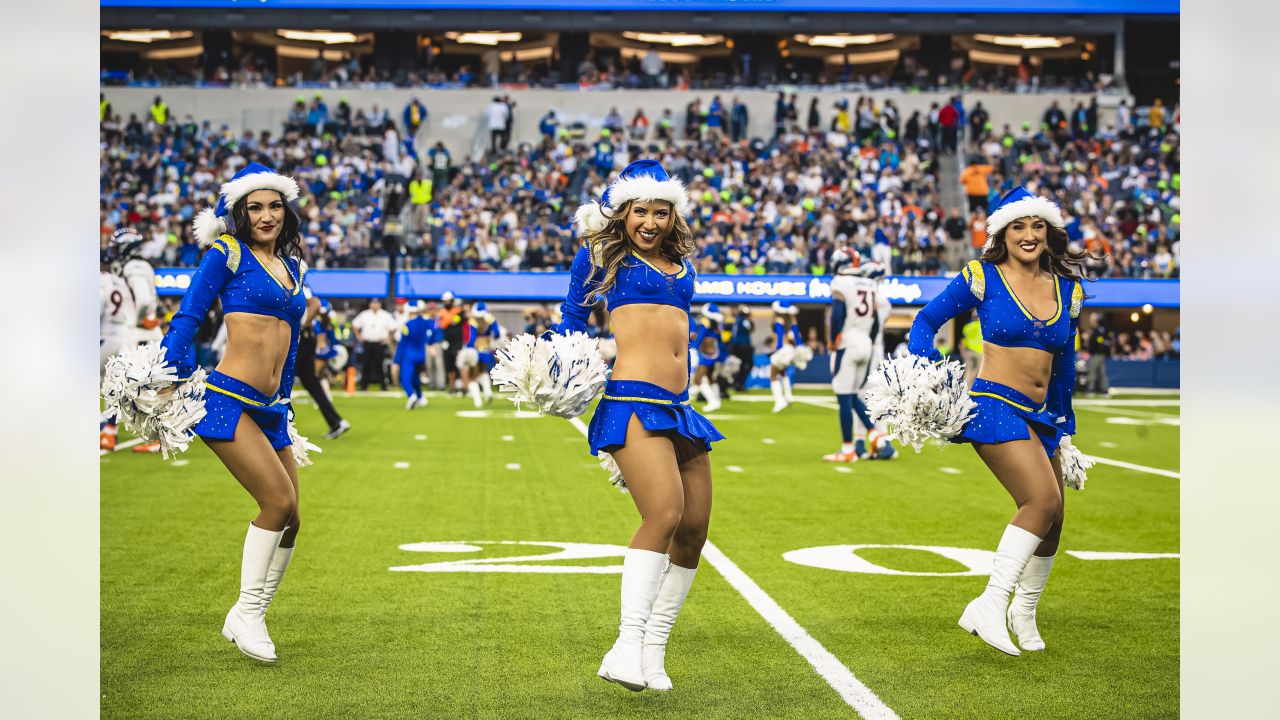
[101,387,1179,719]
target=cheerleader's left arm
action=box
[279,332,300,401]
[277,259,304,401]
[1049,316,1079,437]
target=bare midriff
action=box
[976,343,1053,405]
[215,312,293,396]
[609,303,692,394]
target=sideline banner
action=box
[158,268,1179,308]
[393,270,1179,308]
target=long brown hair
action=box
[980,222,1090,283]
[576,198,697,300]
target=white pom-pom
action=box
[457,347,480,370]
[863,355,977,452]
[1057,435,1093,491]
[491,332,610,418]
[101,343,207,459]
[287,419,322,467]
[597,336,618,362]
[793,345,814,371]
[715,355,742,381]
[598,451,627,493]
[192,207,226,248]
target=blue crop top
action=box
[160,234,308,398]
[553,245,695,334]
[908,260,1085,434]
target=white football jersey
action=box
[100,271,136,337]
[121,259,161,343]
[831,274,883,354]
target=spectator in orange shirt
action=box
[960,159,994,212]
[969,207,988,257]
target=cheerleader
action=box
[768,300,802,413]
[159,163,311,663]
[460,302,501,408]
[554,159,723,692]
[690,304,725,412]
[907,187,1087,656]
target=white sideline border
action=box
[566,416,898,720]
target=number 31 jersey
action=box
[831,274,884,343]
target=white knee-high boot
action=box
[1008,554,1055,651]
[642,563,698,691]
[467,381,483,408]
[480,373,492,401]
[770,378,786,413]
[782,374,794,402]
[958,524,1041,656]
[222,522,285,662]
[700,378,720,412]
[258,544,294,653]
[261,545,294,615]
[599,549,667,691]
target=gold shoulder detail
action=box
[1069,280,1084,319]
[587,238,605,267]
[966,260,986,300]
[218,234,242,273]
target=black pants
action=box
[361,342,388,390]
[730,343,754,390]
[295,332,344,431]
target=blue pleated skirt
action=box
[588,379,725,457]
[956,378,1063,457]
[195,371,292,450]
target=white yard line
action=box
[1085,455,1181,480]
[566,414,897,719]
[700,542,900,720]
[1075,398,1180,408]
[794,397,840,409]
[1077,405,1180,420]
[99,437,144,456]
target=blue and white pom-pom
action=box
[793,345,815,371]
[715,355,743,382]
[863,355,977,452]
[101,343,207,459]
[1056,435,1093,491]
[285,410,322,467]
[598,451,627,493]
[491,331,610,418]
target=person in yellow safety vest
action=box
[409,174,433,205]
[408,170,433,232]
[100,93,111,122]
[149,96,168,125]
[961,317,983,388]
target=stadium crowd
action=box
[104,49,1113,95]
[100,91,1178,280]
